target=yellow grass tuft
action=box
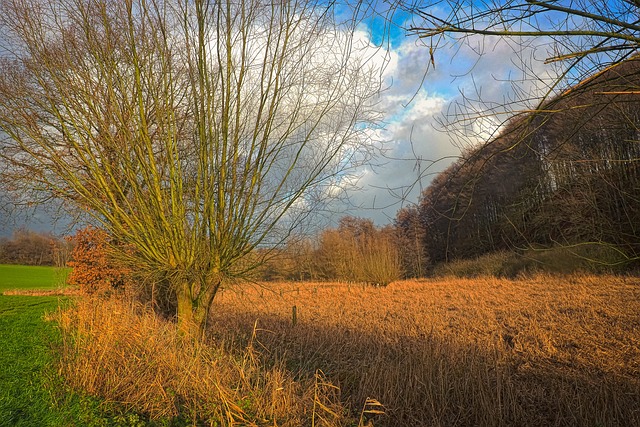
[52,296,351,426]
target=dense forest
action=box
[246,55,640,281]
[395,56,640,272]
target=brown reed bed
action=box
[52,296,353,426]
[210,275,640,426]
[54,275,640,426]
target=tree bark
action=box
[175,278,220,338]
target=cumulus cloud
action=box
[347,30,561,225]
[0,10,561,234]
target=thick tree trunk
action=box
[175,278,220,338]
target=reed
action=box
[55,275,640,425]
[210,275,640,426]
[53,296,352,426]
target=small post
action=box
[292,305,297,326]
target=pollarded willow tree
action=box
[0,0,383,333]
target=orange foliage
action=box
[67,227,133,294]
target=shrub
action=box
[66,227,134,294]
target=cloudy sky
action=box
[0,4,560,237]
[340,8,559,225]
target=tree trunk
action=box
[175,278,220,338]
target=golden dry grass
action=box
[210,275,640,426]
[3,287,81,297]
[53,296,352,426]
[54,275,640,426]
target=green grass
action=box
[0,265,70,292]
[0,295,71,426]
[0,265,204,426]
[432,244,631,278]
[0,295,161,427]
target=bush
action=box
[66,227,134,294]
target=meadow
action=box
[0,264,70,291]
[0,266,142,426]
[0,295,63,425]
[55,275,640,426]
[0,295,131,426]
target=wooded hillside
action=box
[402,57,640,267]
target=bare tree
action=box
[395,206,428,277]
[409,1,639,82]
[317,216,401,284]
[406,0,640,133]
[0,0,382,334]
[0,228,67,266]
[395,1,640,266]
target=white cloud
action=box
[0,10,562,234]
[345,30,561,225]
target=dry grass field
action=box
[211,275,640,426]
[56,275,640,426]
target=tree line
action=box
[255,216,402,284]
[0,229,71,267]
[396,57,640,268]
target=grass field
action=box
[54,274,640,426]
[0,268,143,426]
[210,276,640,425]
[0,295,77,426]
[0,264,70,292]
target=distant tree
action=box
[0,0,381,334]
[394,206,428,277]
[521,59,640,257]
[317,224,357,280]
[414,57,640,266]
[0,229,67,266]
[51,238,74,269]
[317,217,401,285]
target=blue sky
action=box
[339,8,560,225]
[0,3,561,237]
